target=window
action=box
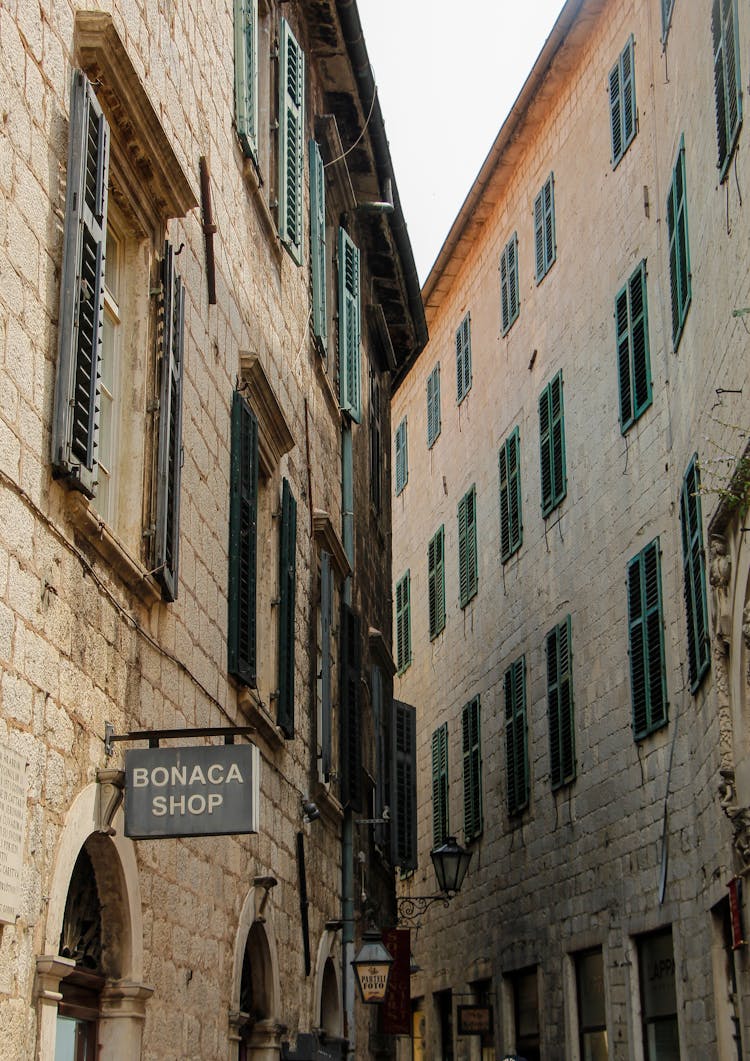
[234,0,258,160]
[228,390,259,688]
[431,722,449,846]
[534,173,556,283]
[276,478,297,738]
[609,37,637,167]
[712,0,742,180]
[338,227,362,422]
[392,700,417,871]
[395,417,408,496]
[680,456,711,691]
[638,929,680,1060]
[499,427,523,561]
[278,18,305,264]
[539,371,566,517]
[546,615,575,789]
[628,539,668,740]
[309,139,328,350]
[666,137,691,349]
[462,696,483,842]
[661,0,676,42]
[575,949,608,1059]
[428,525,446,639]
[340,602,362,810]
[426,363,441,447]
[505,656,529,815]
[509,968,541,1061]
[616,260,652,432]
[500,232,520,334]
[455,313,472,403]
[458,485,478,607]
[395,571,412,674]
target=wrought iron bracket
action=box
[104,722,256,758]
[396,893,453,927]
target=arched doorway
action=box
[230,882,283,1060]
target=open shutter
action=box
[339,603,362,810]
[428,526,445,640]
[713,0,742,176]
[392,700,417,871]
[629,263,651,417]
[277,478,297,738]
[395,419,408,495]
[427,364,441,447]
[505,658,529,814]
[395,572,411,672]
[615,283,633,428]
[621,38,635,148]
[234,0,258,159]
[52,71,110,496]
[499,429,522,561]
[680,457,710,690]
[431,723,449,847]
[228,390,259,686]
[667,139,691,346]
[540,372,566,515]
[628,540,667,738]
[458,488,477,607]
[278,18,305,264]
[309,140,327,348]
[609,56,623,163]
[338,228,361,422]
[547,616,575,789]
[462,697,482,842]
[543,176,556,272]
[455,315,471,401]
[320,551,333,778]
[154,240,185,601]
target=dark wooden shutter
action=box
[431,723,449,846]
[547,616,575,789]
[628,540,667,739]
[535,174,555,282]
[309,140,327,348]
[277,478,297,738]
[395,572,411,672]
[455,314,471,402]
[427,364,441,447]
[667,139,691,347]
[228,390,259,686]
[458,486,477,607]
[462,697,482,842]
[505,657,529,814]
[52,70,110,496]
[233,0,258,160]
[320,550,333,778]
[338,228,361,422]
[339,603,362,810]
[395,418,408,495]
[154,240,185,601]
[428,526,445,640]
[392,700,417,871]
[713,0,742,176]
[278,18,304,264]
[539,373,565,516]
[499,428,522,561]
[680,457,711,691]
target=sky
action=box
[356,1,567,283]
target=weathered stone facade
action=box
[0,2,424,1058]
[392,0,750,1057]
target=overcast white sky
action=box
[356,1,567,283]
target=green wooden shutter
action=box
[428,525,446,640]
[462,696,482,842]
[661,0,675,40]
[340,602,362,810]
[338,227,361,422]
[431,723,449,847]
[616,261,652,432]
[233,0,258,160]
[279,18,305,265]
[320,550,333,778]
[667,137,691,348]
[610,37,636,166]
[154,240,185,602]
[427,364,441,448]
[52,71,110,497]
[500,233,519,335]
[505,657,529,814]
[547,616,575,789]
[395,418,408,495]
[534,174,556,283]
[395,571,412,673]
[228,390,259,686]
[680,456,711,691]
[455,314,472,402]
[458,485,478,608]
[628,539,668,739]
[392,700,417,871]
[539,372,566,516]
[499,427,522,561]
[713,0,743,178]
[309,140,327,349]
[277,478,297,738]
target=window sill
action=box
[313,782,344,825]
[242,156,284,264]
[237,687,285,756]
[314,354,342,423]
[67,493,162,605]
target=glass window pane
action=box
[583,1030,609,1061]
[578,949,606,1028]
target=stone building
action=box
[0,1,424,1058]
[391,0,750,1057]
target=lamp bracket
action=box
[396,892,453,927]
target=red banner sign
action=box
[380,928,411,1035]
[729,876,747,949]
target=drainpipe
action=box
[341,423,355,1055]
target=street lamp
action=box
[351,927,395,1004]
[397,836,473,927]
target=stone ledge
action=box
[237,687,285,756]
[313,510,351,580]
[239,351,295,479]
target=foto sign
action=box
[124,744,259,839]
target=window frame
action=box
[278,17,305,265]
[712,0,743,181]
[234,0,259,162]
[627,538,668,740]
[666,136,691,350]
[609,35,637,168]
[500,231,520,335]
[615,259,652,433]
[533,173,556,284]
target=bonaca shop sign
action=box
[124,744,259,839]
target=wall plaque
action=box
[0,745,27,924]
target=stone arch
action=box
[313,926,343,1038]
[229,882,284,1060]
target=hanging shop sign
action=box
[457,1004,493,1036]
[124,744,259,839]
[728,876,747,949]
[380,928,411,1035]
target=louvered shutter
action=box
[713,0,742,177]
[462,697,482,842]
[427,364,441,448]
[340,603,362,810]
[616,262,651,432]
[628,540,667,739]
[505,658,529,814]
[428,526,445,640]
[392,700,417,871]
[338,227,361,422]
[661,0,674,40]
[680,457,711,691]
[52,71,110,496]
[228,390,259,686]
[455,315,472,402]
[547,616,575,789]
[309,140,327,348]
[609,59,623,164]
[154,241,185,601]
[615,282,633,428]
[395,419,408,495]
[534,174,556,282]
[277,478,297,738]
[622,38,635,148]
[234,0,258,160]
[458,486,478,607]
[533,188,545,283]
[667,139,691,347]
[320,551,333,778]
[431,723,449,847]
[539,373,566,516]
[395,572,411,673]
[499,428,522,561]
[278,18,304,265]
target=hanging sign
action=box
[457,1005,493,1036]
[124,744,259,839]
[728,876,747,949]
[380,928,411,1034]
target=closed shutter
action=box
[455,314,472,402]
[539,372,566,516]
[154,240,185,602]
[667,138,691,347]
[228,390,259,686]
[610,37,636,166]
[680,456,711,691]
[395,572,411,673]
[505,657,529,814]
[338,227,361,422]
[392,700,417,871]
[428,525,446,640]
[616,261,652,432]
[309,140,327,349]
[277,478,297,738]
[499,427,522,561]
[547,615,575,789]
[500,232,519,335]
[713,0,742,178]
[431,723,449,847]
[628,540,668,739]
[233,0,258,160]
[320,551,333,778]
[395,418,408,495]
[534,174,555,283]
[340,603,362,810]
[52,70,110,497]
[462,696,482,842]
[278,18,305,264]
[458,485,478,607]
[427,364,441,447]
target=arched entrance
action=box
[230,881,284,1060]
